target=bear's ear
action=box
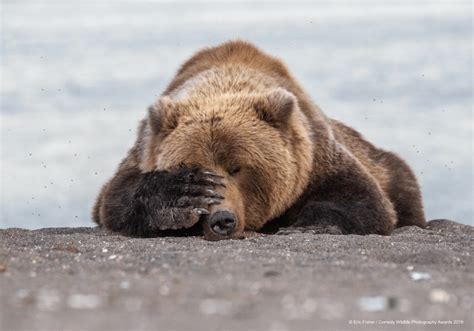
[148,96,179,135]
[253,88,297,127]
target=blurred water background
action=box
[1,1,472,228]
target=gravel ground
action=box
[0,219,473,331]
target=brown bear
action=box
[92,40,426,240]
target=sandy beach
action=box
[1,219,472,330]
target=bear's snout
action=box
[208,210,237,236]
[202,175,245,240]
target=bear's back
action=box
[164,41,297,97]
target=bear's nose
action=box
[208,210,236,236]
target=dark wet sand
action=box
[1,219,472,331]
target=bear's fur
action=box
[93,40,426,239]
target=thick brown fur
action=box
[93,40,426,239]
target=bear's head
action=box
[141,88,314,240]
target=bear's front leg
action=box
[278,169,396,236]
[100,166,224,236]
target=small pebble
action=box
[429,289,450,303]
[410,271,431,281]
[264,270,280,277]
[15,289,34,306]
[358,296,388,312]
[67,294,101,309]
[108,255,117,260]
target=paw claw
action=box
[193,208,209,215]
[203,198,222,205]
[203,171,224,179]
[205,178,226,187]
[205,189,224,199]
